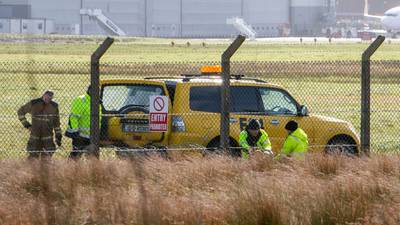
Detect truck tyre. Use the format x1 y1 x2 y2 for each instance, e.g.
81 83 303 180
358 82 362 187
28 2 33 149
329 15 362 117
206 137 240 157
326 136 357 156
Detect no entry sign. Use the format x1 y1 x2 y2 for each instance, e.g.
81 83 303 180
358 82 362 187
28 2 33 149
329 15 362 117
149 96 169 132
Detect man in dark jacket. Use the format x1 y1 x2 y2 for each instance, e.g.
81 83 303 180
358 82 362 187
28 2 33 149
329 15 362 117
17 91 62 159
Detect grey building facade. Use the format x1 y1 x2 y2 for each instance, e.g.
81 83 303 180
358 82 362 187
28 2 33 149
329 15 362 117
0 0 335 37
291 0 336 36
0 0 31 19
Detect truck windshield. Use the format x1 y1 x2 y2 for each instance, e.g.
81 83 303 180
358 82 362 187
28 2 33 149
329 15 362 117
102 84 164 112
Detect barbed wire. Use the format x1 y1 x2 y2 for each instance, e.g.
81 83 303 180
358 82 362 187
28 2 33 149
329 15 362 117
0 144 360 154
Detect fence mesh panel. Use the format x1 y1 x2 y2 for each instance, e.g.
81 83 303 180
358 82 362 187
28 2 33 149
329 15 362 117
1 55 399 159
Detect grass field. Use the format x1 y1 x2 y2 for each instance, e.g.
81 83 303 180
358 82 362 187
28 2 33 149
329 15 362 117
0 34 399 155
0 154 399 224
0 35 400 224
0 35 400 63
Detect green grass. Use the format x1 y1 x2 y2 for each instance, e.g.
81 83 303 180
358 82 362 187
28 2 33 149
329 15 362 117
0 34 399 156
0 34 400 63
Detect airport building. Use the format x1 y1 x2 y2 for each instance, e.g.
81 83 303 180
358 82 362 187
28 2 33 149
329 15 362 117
0 0 336 37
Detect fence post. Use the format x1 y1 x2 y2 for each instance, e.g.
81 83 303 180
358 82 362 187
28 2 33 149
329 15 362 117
361 35 385 155
220 35 246 150
90 37 114 158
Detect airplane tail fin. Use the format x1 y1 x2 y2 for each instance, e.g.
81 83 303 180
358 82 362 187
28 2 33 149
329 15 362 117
364 0 369 16
363 0 383 19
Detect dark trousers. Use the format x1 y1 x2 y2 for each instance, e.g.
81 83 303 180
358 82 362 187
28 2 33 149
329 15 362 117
27 137 56 159
69 137 90 159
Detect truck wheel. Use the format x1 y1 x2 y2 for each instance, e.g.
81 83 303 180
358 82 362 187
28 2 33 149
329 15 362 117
326 136 357 156
143 144 169 159
206 138 240 157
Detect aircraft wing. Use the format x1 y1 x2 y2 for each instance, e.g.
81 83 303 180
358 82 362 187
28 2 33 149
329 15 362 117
364 14 383 20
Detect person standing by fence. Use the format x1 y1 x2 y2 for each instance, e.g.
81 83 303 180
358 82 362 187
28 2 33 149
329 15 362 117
65 86 101 159
17 90 62 159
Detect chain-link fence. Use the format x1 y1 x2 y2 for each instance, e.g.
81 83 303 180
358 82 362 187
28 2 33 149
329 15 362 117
1 37 399 159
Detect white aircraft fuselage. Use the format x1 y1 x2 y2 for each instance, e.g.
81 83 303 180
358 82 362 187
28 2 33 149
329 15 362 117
381 6 400 31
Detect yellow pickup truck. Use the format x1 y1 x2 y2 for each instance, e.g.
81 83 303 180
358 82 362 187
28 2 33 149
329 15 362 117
99 67 360 156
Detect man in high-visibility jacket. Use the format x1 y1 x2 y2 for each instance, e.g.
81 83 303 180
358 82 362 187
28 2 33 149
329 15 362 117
239 119 273 159
276 120 308 160
65 86 101 159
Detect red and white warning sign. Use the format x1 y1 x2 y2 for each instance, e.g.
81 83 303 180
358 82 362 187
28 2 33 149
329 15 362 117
149 96 169 132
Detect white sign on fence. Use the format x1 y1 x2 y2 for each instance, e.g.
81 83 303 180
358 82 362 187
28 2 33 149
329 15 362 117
149 96 169 132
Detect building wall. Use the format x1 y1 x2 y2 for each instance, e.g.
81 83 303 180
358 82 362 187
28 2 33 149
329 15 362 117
181 0 241 37
290 0 329 35
0 0 31 19
337 0 399 16
3 0 329 37
146 0 180 37
0 19 10 33
0 0 29 5
30 0 80 34
244 0 290 37
82 0 293 37
27 0 294 37
83 0 145 36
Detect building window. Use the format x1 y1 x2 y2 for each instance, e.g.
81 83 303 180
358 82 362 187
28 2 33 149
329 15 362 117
23 23 27 30
0 23 3 29
38 23 43 30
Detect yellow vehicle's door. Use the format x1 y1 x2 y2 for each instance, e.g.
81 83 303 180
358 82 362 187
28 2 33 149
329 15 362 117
229 85 263 136
257 87 314 152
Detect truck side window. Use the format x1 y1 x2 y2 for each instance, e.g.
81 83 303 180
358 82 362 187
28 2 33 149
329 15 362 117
190 86 261 114
165 82 177 105
259 88 298 116
190 86 220 113
102 85 164 112
231 87 261 113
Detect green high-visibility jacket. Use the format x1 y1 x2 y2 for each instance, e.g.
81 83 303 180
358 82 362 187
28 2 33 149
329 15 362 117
67 94 101 139
239 129 272 159
278 128 308 160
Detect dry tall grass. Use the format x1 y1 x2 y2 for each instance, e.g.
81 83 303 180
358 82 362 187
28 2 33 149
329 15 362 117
0 154 399 225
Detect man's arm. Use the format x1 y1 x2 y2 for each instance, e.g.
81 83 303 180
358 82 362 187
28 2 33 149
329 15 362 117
68 98 81 132
274 136 295 160
17 102 32 129
260 136 272 152
52 102 62 134
52 103 62 146
281 136 295 156
256 131 273 155
239 131 251 150
65 98 81 139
